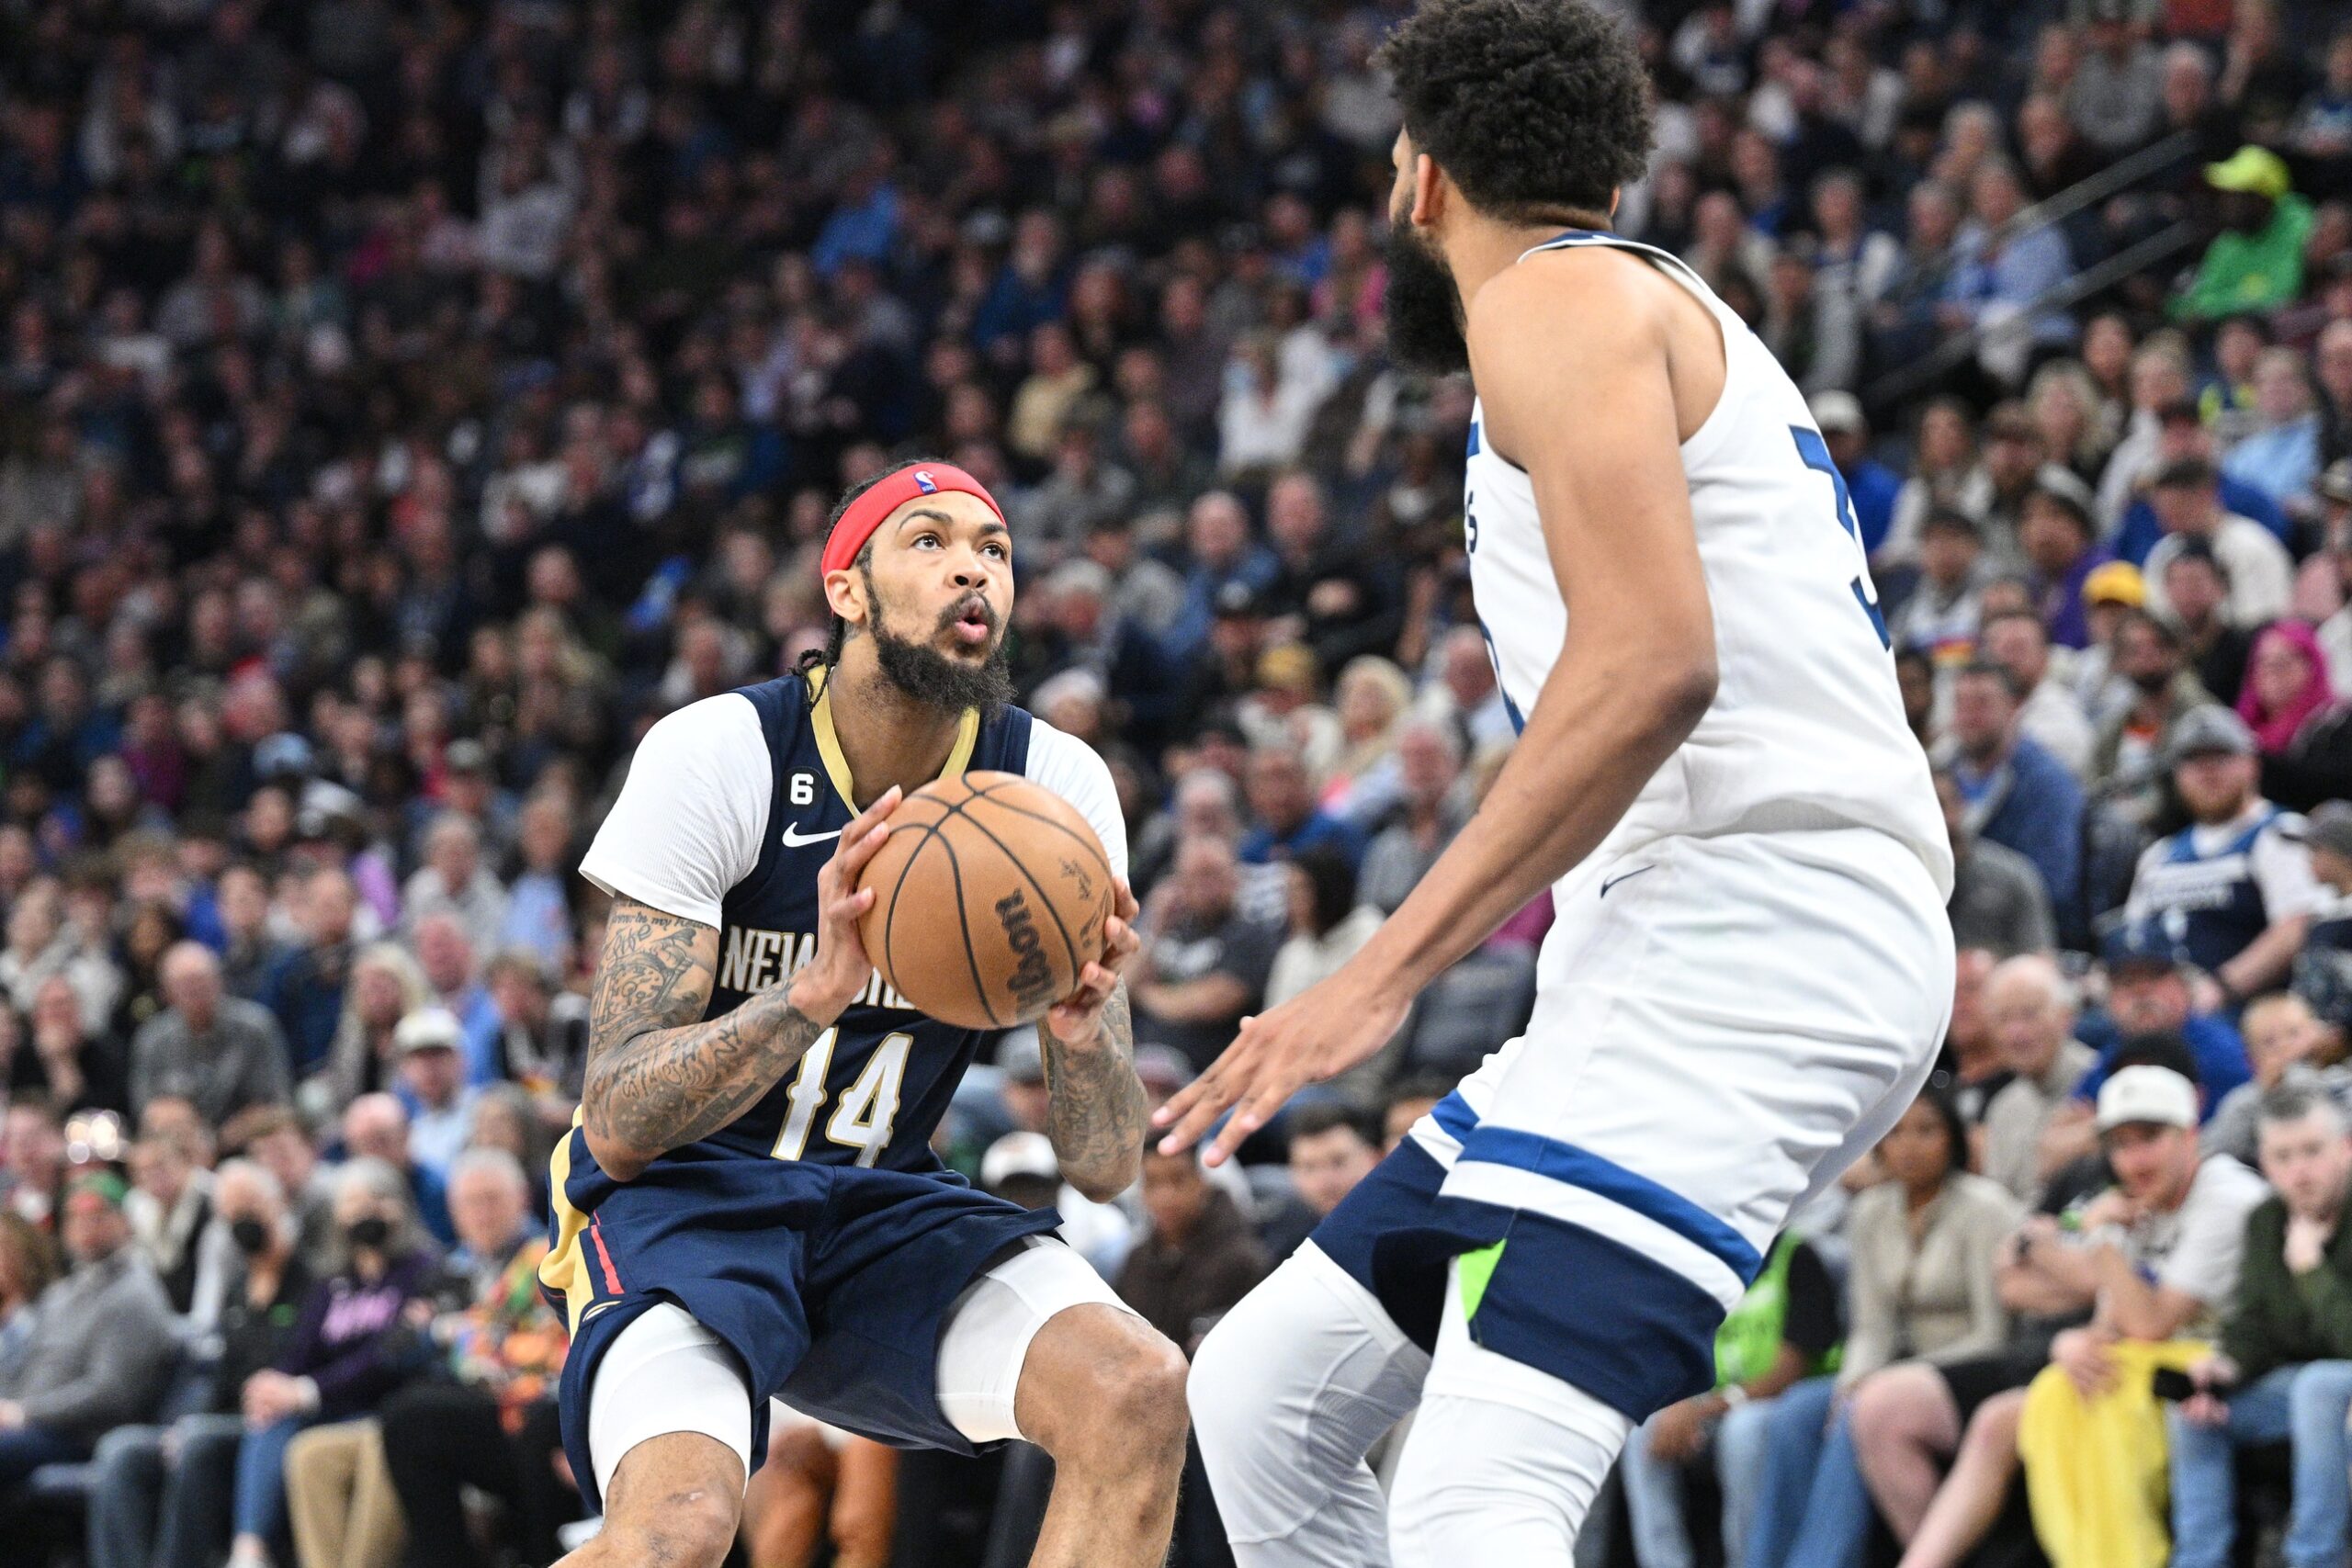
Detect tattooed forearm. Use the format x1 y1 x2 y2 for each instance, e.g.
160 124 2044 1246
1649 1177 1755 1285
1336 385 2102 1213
581 898 828 1180
1043 984 1148 1201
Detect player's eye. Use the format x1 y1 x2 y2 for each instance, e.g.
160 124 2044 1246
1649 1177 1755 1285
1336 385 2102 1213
982 541 1008 559
911 533 940 549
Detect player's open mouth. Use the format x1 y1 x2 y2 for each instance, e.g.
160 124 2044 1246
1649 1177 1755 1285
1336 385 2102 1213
944 596 995 649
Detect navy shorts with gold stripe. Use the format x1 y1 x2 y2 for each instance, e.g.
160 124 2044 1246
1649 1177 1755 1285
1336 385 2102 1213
541 1128 1061 1513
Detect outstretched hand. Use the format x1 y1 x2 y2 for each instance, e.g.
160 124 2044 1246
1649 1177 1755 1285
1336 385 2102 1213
1150 964 1408 1167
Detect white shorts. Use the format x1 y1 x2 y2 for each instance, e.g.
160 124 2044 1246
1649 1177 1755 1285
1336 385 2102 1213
1401 827 1951 1416
583 1235 1134 1506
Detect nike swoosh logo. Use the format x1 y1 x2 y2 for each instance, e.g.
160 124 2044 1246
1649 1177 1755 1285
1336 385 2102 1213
1600 865 1657 897
780 823 843 848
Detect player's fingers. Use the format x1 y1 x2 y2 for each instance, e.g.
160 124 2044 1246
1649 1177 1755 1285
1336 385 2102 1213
832 813 896 878
1205 1071 1299 1168
835 785 902 852
1112 879 1140 921
1153 1061 1242 1153
1097 917 1140 970
1055 964 1114 1016
1149 1018 1253 1129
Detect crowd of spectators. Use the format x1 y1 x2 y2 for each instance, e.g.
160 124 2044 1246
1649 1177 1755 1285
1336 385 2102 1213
2 0 2352 1563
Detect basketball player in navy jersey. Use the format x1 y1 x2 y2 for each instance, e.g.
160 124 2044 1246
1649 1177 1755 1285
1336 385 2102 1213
544 459 1186 1568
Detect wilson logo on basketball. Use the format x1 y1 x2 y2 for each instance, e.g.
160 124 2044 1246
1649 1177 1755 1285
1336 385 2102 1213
994 889 1057 1015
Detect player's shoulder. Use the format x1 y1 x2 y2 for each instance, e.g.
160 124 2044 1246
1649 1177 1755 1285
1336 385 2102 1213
1465 241 1672 352
1019 712 1116 795
642 684 776 755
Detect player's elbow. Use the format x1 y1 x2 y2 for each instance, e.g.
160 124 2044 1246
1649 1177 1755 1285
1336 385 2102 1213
1632 652 1717 746
581 1117 650 1183
1065 1156 1139 1206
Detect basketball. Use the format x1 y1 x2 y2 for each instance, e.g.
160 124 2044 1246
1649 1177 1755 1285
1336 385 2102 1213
857 771 1116 1030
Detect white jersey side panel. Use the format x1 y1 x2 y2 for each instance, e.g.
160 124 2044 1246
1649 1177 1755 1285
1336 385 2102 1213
1463 231 1952 897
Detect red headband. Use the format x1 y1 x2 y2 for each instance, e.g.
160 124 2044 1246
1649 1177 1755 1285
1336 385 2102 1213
820 463 1006 581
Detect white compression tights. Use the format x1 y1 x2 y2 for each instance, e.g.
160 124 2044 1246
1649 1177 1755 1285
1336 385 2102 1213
1189 1243 1628 1568
1387 1268 1632 1568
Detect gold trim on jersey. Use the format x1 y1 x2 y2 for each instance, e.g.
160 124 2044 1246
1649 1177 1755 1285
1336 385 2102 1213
807 665 979 807
538 1111 594 1334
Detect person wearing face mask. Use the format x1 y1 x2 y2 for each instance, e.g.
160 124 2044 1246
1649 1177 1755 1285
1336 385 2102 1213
220 1158 437 1568
86 1158 315 1568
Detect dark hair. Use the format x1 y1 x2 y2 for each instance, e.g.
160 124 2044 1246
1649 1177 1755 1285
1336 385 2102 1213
1375 0 1655 223
1902 1082 1968 1176
1894 646 1935 681
1290 846 1359 937
797 457 954 676
2109 1031 2201 1087
1980 606 2048 642
1921 506 1981 539
1288 1101 1378 1150
1954 660 2024 701
1385 1074 1460 1120
2257 1084 2344 1131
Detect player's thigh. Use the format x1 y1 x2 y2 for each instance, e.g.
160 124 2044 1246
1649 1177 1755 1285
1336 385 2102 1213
1389 1262 1632 1566
935 1235 1182 1460
1190 1239 1430 1461
585 1301 757 1512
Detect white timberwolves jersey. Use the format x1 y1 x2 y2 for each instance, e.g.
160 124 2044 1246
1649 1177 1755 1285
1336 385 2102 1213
1464 231 1952 895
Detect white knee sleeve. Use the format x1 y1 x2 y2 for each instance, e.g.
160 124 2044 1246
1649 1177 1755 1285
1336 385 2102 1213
1190 1242 1430 1568
934 1235 1136 1445
586 1302 757 1506
1388 1264 1632 1568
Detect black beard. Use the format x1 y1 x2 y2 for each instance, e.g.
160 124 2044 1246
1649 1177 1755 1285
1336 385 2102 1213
869 598 1013 712
1384 220 1469 375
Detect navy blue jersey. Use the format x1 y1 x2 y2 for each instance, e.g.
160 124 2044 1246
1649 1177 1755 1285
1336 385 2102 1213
542 670 1119 1491
692 669 1032 1172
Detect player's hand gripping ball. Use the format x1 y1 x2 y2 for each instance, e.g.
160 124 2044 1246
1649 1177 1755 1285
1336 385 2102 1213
855 772 1115 1029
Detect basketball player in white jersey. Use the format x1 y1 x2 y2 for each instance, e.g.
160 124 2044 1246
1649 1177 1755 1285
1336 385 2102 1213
1158 3 1957 1563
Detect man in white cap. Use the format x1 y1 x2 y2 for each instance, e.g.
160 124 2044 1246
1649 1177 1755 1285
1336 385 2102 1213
1807 391 1902 562
2007 1065 2268 1559
393 1007 478 1181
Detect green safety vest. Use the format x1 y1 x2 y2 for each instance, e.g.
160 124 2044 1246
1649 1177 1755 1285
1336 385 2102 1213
1712 1232 1841 1391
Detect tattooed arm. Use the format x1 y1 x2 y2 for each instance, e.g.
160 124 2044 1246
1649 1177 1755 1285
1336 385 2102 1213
580 786 902 1182
1038 883 1148 1202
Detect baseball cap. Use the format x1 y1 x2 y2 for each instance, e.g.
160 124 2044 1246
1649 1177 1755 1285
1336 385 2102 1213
2084 560 2144 607
392 1007 464 1056
979 1131 1060 1190
2207 146 2292 201
2096 1065 2199 1133
66 1169 130 1208
2101 918 2188 972
1808 390 1865 435
254 732 315 781
1133 1044 1192 1097
2292 799 2352 862
2026 471 2096 529
2166 705 2256 765
444 739 491 776
1214 581 1262 619
1257 643 1318 693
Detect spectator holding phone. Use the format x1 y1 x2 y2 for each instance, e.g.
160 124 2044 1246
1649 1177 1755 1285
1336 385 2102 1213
2167 1087 2352 1568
